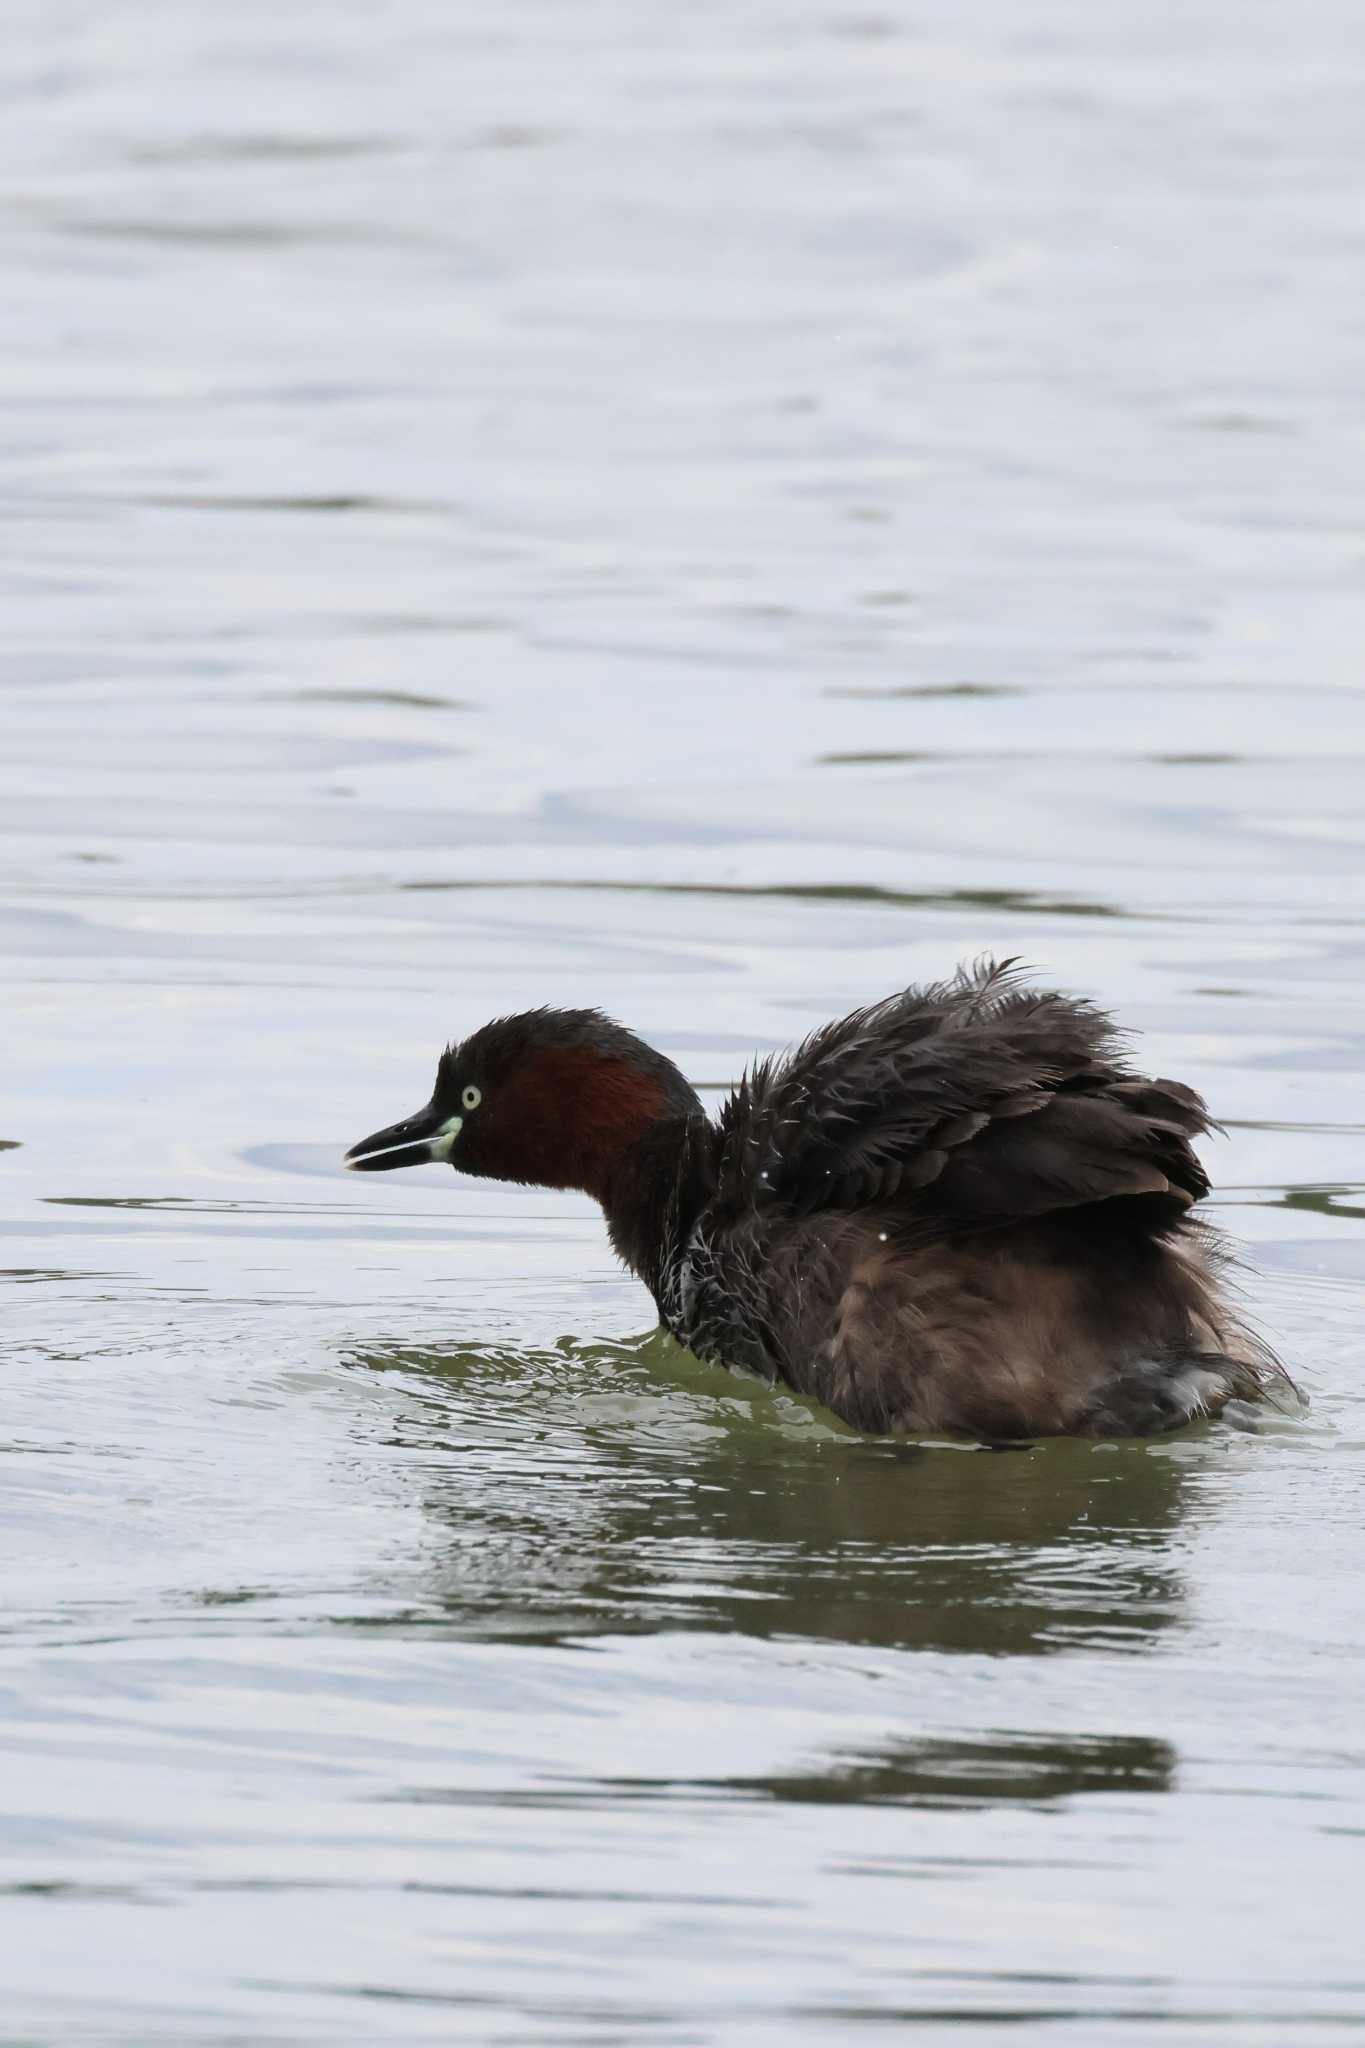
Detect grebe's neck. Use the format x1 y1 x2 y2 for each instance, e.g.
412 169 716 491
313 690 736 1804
601 1112 717 1304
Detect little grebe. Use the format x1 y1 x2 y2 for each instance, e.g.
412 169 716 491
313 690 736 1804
345 960 1296 1440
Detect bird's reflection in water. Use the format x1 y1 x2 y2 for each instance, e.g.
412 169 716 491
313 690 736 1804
718 1729 1175 1809
343 1330 1195 1663
395 1731 1175 1813
343 1333 1189 1806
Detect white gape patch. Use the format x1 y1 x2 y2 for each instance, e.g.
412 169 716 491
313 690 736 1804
428 1114 463 1161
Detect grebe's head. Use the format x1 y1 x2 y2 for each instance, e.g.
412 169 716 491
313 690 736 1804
344 1007 700 1200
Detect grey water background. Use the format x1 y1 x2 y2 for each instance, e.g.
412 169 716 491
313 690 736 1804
3 1 1365 2040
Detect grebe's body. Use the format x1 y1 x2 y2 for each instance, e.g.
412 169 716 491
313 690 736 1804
347 962 1295 1440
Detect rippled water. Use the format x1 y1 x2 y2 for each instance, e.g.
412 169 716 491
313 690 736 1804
5 2 1365 2040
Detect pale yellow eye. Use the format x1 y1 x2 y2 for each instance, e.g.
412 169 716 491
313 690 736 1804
461 1084 482 1112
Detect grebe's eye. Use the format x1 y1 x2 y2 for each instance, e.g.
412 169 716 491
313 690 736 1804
461 1084 482 1112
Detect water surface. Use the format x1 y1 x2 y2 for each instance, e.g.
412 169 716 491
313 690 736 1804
4 2 1365 2040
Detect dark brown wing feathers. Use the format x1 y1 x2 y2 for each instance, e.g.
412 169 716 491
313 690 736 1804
715 960 1212 1231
